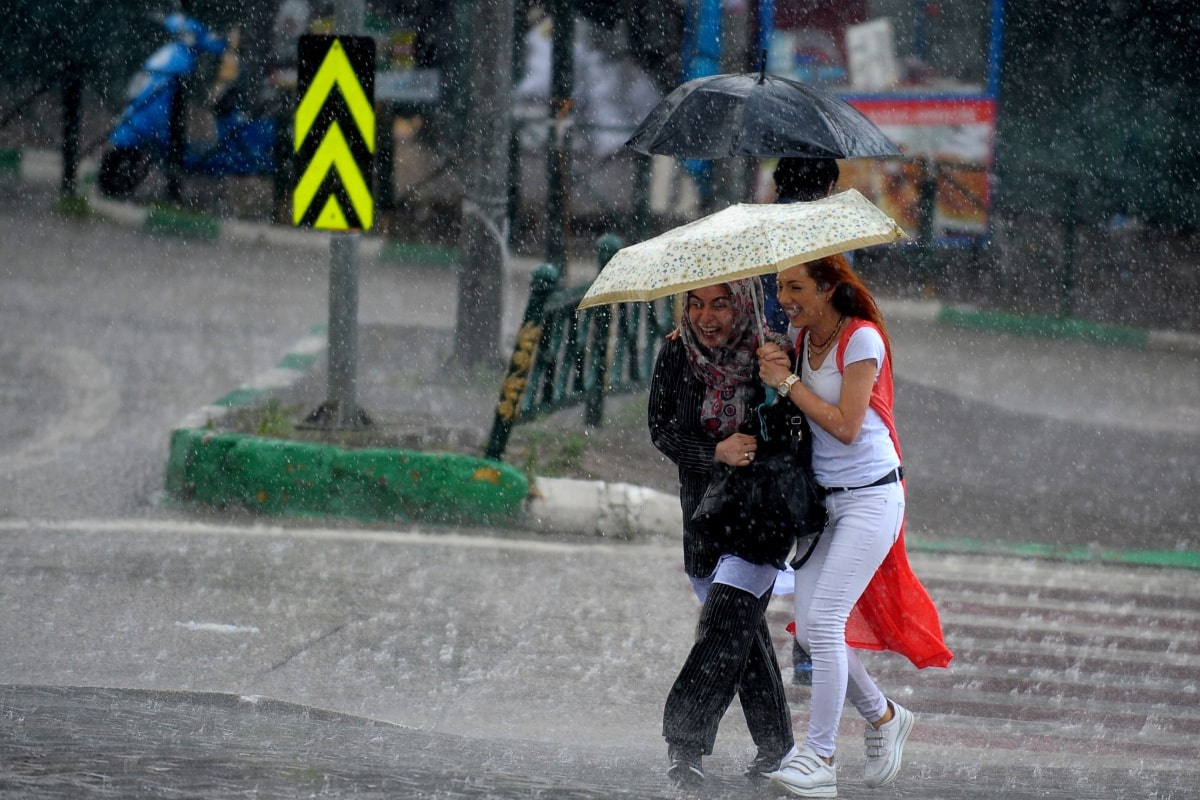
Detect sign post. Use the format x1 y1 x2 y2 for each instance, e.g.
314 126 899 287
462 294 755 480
293 33 375 429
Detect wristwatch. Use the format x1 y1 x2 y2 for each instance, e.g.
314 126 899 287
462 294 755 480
778 373 800 397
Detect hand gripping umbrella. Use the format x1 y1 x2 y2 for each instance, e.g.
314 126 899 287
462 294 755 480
576 189 906 336
625 71 900 160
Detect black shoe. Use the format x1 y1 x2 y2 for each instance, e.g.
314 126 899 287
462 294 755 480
667 744 704 788
744 746 790 786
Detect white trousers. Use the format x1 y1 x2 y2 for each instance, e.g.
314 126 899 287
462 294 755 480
791 482 905 758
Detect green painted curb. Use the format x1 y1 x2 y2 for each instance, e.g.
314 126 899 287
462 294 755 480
144 206 221 241
908 535 1200 571
166 428 529 526
938 305 1148 349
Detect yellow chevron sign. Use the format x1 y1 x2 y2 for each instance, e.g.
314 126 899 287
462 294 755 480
293 35 375 231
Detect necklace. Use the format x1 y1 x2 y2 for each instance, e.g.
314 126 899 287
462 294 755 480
808 316 845 353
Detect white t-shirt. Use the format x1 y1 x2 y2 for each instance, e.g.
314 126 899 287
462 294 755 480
800 326 901 488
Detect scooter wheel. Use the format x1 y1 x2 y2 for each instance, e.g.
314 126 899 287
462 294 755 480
98 146 152 198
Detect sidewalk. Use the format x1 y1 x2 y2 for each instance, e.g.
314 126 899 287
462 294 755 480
12 147 1200 540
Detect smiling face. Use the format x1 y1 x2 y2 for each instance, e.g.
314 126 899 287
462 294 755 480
685 284 736 349
776 264 832 330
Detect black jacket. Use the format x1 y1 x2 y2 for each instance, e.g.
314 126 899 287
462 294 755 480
647 338 769 577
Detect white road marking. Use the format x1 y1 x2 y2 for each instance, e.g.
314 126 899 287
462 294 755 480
0 517 675 557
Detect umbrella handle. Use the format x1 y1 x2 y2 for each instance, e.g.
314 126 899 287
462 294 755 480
758 50 767 83
752 278 775 401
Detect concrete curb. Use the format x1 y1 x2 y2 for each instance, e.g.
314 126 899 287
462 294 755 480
936 302 1200 354
163 326 529 529
526 477 681 539
160 322 675 538
165 427 529 526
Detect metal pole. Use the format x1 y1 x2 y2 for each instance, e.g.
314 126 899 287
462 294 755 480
1060 175 1078 318
60 61 82 199
332 0 365 428
166 75 185 204
544 0 573 272
301 0 370 429
328 232 365 427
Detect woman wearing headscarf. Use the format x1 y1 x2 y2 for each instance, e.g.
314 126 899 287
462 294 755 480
757 254 953 798
647 276 795 788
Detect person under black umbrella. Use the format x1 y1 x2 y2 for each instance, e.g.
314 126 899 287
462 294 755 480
762 157 840 687
763 158 842 332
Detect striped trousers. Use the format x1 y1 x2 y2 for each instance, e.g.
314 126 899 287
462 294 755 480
662 582 793 757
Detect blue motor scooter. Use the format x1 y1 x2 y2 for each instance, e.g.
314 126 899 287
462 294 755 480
98 13 278 198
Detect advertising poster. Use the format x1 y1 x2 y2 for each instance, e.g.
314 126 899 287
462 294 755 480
841 96 996 241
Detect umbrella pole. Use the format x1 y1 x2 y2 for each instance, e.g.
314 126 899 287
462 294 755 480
752 281 778 404
752 280 767 344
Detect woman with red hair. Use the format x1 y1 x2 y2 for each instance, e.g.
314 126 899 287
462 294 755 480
757 254 952 798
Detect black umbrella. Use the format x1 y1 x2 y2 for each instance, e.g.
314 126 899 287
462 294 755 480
625 71 900 160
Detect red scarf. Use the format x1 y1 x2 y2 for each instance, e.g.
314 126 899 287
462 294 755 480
795 319 954 670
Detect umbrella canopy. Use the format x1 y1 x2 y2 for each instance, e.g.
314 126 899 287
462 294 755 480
577 189 906 310
625 71 900 160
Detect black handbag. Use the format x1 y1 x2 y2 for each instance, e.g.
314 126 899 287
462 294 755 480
691 399 827 569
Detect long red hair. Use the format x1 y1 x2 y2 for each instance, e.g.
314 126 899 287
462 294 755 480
803 253 891 364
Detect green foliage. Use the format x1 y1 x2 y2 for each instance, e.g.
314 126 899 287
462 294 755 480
253 399 301 438
2 1 162 95
228 398 302 439
998 0 1200 231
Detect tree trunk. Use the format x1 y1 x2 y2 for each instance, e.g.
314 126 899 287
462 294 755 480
453 0 516 368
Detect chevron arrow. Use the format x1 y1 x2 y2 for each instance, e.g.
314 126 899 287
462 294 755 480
293 120 373 230
294 38 375 154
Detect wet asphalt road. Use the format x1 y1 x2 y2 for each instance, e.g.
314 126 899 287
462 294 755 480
893 322 1200 551
1 519 1197 799
1 170 1198 797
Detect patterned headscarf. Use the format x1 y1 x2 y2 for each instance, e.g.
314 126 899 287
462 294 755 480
679 277 786 438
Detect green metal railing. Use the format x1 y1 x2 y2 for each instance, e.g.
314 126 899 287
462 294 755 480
484 234 674 461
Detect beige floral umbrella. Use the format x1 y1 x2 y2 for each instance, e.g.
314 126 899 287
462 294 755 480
577 189 906 310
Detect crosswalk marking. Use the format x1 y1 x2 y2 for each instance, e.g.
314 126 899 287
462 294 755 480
771 551 1200 771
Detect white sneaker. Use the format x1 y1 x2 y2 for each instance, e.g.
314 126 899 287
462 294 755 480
768 745 837 798
863 700 914 788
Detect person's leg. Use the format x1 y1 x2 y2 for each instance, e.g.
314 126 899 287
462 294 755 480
844 646 887 724
842 484 905 725
663 582 769 756
790 486 901 759
736 601 794 780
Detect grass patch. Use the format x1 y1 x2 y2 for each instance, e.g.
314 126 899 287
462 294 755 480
53 194 93 218
513 428 590 479
229 398 304 438
144 204 220 241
